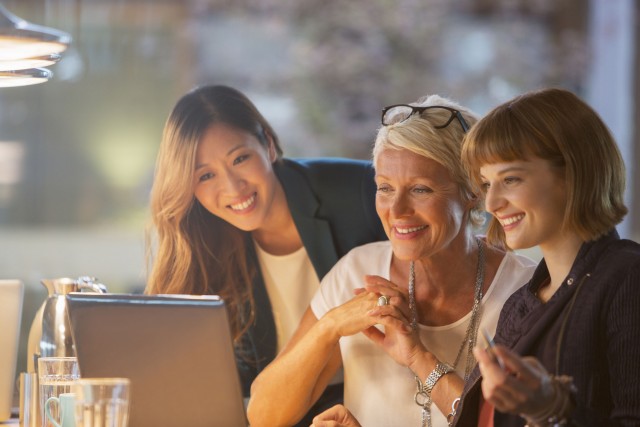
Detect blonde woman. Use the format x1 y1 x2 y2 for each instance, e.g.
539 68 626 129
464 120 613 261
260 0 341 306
248 95 536 427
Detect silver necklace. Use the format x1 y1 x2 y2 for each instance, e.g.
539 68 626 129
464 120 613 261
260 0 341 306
408 238 485 426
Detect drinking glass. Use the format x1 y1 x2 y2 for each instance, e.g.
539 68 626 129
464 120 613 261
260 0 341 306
73 378 130 427
38 357 80 427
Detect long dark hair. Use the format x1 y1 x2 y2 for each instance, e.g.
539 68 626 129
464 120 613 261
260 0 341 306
146 85 283 343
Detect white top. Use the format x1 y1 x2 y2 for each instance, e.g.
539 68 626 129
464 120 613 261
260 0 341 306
254 241 320 352
311 241 537 427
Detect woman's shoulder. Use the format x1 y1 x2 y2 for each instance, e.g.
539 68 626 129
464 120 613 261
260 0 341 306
325 241 391 279
338 241 392 265
504 250 538 270
582 235 640 282
282 157 373 181
287 157 372 169
484 244 537 282
484 249 536 304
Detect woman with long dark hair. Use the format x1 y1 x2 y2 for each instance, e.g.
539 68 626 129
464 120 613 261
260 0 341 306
146 85 387 424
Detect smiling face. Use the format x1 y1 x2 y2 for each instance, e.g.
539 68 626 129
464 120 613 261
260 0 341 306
479 157 568 252
375 148 473 261
193 123 282 232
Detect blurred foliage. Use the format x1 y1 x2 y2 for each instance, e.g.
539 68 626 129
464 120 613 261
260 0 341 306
0 0 588 225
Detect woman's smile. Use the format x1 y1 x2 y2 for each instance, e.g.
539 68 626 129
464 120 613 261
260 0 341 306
228 192 257 213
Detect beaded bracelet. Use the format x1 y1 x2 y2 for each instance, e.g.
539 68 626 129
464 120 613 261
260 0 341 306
522 375 576 427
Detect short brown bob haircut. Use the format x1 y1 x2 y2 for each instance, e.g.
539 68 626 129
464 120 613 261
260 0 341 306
461 87 627 248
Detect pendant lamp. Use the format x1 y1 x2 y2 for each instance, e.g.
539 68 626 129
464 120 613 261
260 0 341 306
0 4 71 87
0 68 52 87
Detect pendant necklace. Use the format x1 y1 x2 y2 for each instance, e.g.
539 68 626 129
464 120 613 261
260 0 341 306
408 238 485 427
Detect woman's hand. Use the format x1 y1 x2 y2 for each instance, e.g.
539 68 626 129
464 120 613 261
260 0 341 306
310 404 362 427
322 286 383 338
360 275 428 369
474 344 556 417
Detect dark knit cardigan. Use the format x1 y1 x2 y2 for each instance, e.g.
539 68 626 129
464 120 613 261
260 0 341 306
455 230 640 426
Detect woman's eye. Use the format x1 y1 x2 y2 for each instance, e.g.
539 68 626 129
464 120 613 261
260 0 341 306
412 186 432 194
504 176 520 185
376 184 392 193
480 181 490 192
198 172 214 182
233 154 250 165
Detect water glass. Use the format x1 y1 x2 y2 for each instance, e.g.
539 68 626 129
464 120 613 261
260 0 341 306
73 378 130 427
38 357 80 427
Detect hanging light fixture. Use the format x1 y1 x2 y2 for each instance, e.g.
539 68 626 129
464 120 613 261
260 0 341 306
0 68 52 87
0 52 61 71
0 4 71 87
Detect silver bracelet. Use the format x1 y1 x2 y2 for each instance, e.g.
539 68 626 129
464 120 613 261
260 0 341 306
447 397 461 427
414 362 454 427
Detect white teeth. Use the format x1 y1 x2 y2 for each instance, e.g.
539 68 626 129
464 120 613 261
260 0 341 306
396 225 426 234
501 214 524 226
230 194 256 211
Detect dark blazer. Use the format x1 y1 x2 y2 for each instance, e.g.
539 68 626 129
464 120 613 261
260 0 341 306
454 230 640 426
237 158 386 421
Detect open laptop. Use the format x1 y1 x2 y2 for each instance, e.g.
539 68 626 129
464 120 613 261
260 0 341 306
0 279 23 421
67 293 247 427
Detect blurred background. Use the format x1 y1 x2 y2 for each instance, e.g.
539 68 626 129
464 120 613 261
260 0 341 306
0 0 638 380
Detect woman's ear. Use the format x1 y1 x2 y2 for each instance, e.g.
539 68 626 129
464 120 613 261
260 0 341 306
265 131 277 163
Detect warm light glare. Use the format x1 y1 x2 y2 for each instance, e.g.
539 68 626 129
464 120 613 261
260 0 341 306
0 68 51 87
0 52 61 71
0 35 69 60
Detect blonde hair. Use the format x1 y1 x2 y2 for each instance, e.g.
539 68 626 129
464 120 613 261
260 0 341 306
146 85 283 344
373 94 484 228
461 87 627 247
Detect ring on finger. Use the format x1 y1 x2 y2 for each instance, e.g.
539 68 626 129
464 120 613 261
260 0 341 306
377 295 390 306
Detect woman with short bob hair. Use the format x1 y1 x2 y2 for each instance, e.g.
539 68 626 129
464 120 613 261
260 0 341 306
454 88 640 426
462 87 627 249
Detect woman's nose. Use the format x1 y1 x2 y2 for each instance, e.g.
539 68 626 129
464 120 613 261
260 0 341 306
221 169 246 194
484 185 505 214
390 192 412 217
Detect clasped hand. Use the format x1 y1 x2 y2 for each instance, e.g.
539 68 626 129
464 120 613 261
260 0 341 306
358 275 429 369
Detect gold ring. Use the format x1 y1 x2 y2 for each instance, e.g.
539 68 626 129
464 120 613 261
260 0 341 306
377 295 390 306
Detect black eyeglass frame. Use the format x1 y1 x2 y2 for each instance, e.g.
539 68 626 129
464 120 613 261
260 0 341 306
381 104 470 132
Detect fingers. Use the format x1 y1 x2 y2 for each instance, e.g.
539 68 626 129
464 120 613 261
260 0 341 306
493 346 546 386
364 275 411 320
311 404 362 427
475 347 527 413
361 325 386 345
364 275 408 300
476 346 555 415
367 311 412 335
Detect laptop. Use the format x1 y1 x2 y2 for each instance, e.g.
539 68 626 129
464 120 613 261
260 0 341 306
67 293 247 427
0 279 24 421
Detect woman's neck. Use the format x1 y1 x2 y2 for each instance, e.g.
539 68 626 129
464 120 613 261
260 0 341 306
413 235 481 295
391 234 492 326
537 233 584 302
251 183 302 255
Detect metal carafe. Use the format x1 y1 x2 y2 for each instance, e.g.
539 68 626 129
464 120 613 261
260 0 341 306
26 276 107 371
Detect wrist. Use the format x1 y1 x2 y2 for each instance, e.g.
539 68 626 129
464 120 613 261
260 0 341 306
522 375 576 427
408 349 438 378
317 311 345 343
